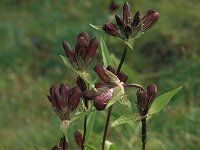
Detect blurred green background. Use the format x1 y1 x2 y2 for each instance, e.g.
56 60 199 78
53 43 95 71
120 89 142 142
0 0 200 149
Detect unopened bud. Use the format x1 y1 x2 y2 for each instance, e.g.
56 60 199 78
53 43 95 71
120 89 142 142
103 23 121 36
123 2 131 24
74 130 83 147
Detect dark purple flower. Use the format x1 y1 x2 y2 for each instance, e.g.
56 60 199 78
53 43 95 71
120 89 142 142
103 2 160 39
137 84 157 116
47 84 81 120
74 130 83 147
52 136 68 150
63 32 99 71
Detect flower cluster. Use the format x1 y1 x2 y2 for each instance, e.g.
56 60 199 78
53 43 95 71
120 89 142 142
47 84 82 120
137 84 157 116
63 32 99 71
103 2 160 39
84 64 128 111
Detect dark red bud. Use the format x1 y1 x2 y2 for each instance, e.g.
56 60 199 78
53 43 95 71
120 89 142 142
59 136 68 150
115 15 125 28
123 1 131 24
94 89 113 111
59 84 69 101
63 41 75 61
117 72 128 83
77 32 89 44
137 90 148 115
94 64 110 82
86 37 99 60
106 65 116 74
143 10 159 31
74 130 83 147
52 146 62 150
147 84 157 104
132 11 140 27
109 0 119 12
68 86 81 111
124 25 132 35
103 23 121 36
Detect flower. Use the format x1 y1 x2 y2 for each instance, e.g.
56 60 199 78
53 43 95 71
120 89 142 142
63 32 99 71
47 84 82 120
103 2 160 39
137 84 157 116
52 136 68 150
83 64 128 111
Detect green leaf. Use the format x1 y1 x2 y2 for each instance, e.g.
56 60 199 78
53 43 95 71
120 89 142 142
105 141 117 150
60 55 76 72
85 110 96 146
104 69 120 85
111 113 140 127
89 23 102 31
125 40 134 50
71 111 90 123
105 85 125 109
149 86 183 115
100 37 113 67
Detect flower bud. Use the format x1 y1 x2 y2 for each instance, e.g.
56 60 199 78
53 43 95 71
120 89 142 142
68 86 82 111
74 130 83 147
137 90 148 115
94 89 113 111
143 10 159 31
77 32 89 44
94 64 110 82
106 65 116 74
59 84 69 102
103 23 121 36
147 84 157 104
76 76 87 92
124 25 132 35
85 37 99 60
123 2 131 24
115 15 125 29
117 72 128 83
132 11 140 27
63 41 75 62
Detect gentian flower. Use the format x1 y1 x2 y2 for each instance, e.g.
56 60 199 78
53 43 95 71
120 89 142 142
63 32 99 71
52 136 68 150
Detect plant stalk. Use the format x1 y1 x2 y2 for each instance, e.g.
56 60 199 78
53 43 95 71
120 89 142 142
141 117 147 150
102 45 128 150
82 115 87 150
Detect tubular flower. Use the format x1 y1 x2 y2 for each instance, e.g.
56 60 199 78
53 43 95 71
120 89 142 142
52 136 68 150
47 84 82 120
137 84 157 116
109 0 119 13
103 1 160 39
63 32 99 71
74 130 83 147
83 64 128 111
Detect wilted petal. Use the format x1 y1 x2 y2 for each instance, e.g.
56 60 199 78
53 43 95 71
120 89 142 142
86 37 99 60
103 23 121 36
74 130 83 147
94 88 113 111
123 2 131 24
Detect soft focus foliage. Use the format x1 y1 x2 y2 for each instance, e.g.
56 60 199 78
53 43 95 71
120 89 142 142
0 0 200 149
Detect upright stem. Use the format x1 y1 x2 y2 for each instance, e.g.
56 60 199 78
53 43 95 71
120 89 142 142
102 45 128 150
81 115 87 150
141 117 147 150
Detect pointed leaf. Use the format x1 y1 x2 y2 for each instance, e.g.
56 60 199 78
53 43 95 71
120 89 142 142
149 86 183 115
85 144 98 150
125 40 134 51
71 111 90 123
60 55 76 72
105 141 117 150
89 23 102 31
100 37 113 67
112 113 140 127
